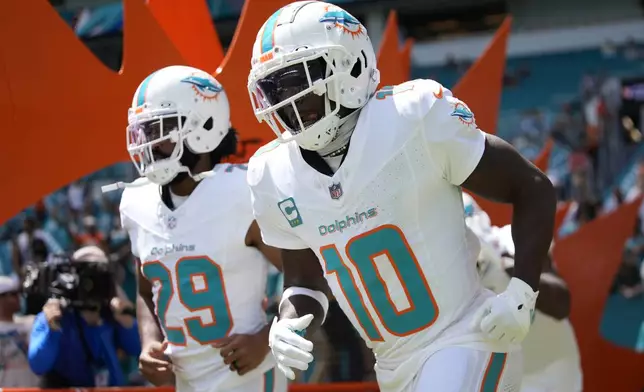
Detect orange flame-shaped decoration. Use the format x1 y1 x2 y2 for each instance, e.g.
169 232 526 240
377 11 412 87
1 1 642 390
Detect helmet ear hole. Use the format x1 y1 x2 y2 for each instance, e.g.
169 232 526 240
203 117 213 131
350 57 362 78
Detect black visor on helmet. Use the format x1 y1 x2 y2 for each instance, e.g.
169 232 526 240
257 58 327 130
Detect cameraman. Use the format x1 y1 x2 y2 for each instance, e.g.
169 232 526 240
27 246 141 387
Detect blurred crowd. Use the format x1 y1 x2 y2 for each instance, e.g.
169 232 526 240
512 40 644 353
0 176 144 387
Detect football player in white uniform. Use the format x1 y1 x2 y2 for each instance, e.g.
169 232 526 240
465 197 583 392
245 2 557 391
110 66 287 392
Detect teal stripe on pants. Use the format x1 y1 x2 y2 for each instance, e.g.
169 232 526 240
264 368 275 392
480 352 507 392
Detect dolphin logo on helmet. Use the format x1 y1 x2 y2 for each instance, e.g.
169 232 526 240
181 76 223 101
319 10 364 38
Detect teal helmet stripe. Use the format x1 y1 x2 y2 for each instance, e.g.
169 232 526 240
136 72 157 106
260 9 282 54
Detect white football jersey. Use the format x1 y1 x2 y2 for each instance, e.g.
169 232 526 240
120 163 275 390
477 225 583 391
248 79 514 391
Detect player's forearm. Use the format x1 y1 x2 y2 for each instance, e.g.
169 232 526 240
135 257 164 347
511 178 557 290
279 294 326 337
278 249 330 336
137 294 164 347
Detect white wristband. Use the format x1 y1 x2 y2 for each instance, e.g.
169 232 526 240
279 286 329 325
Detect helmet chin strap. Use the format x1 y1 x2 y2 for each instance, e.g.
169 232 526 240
102 144 213 193
317 109 360 158
101 167 214 193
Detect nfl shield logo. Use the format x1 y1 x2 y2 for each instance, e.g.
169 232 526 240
329 183 343 200
166 215 177 230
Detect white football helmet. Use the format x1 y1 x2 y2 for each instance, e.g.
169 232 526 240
247 1 380 151
127 65 230 185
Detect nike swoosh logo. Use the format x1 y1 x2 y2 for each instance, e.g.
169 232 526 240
433 86 444 99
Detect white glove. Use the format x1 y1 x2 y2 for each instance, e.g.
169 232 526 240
268 314 315 380
471 277 538 344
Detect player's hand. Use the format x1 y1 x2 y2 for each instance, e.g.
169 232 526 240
268 314 315 380
139 341 175 386
213 327 271 376
43 299 63 330
471 277 538 344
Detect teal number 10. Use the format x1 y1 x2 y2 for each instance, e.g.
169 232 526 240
321 225 438 341
141 256 233 345
375 82 416 101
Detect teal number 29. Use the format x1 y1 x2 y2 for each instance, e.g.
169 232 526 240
141 256 233 345
321 225 438 341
